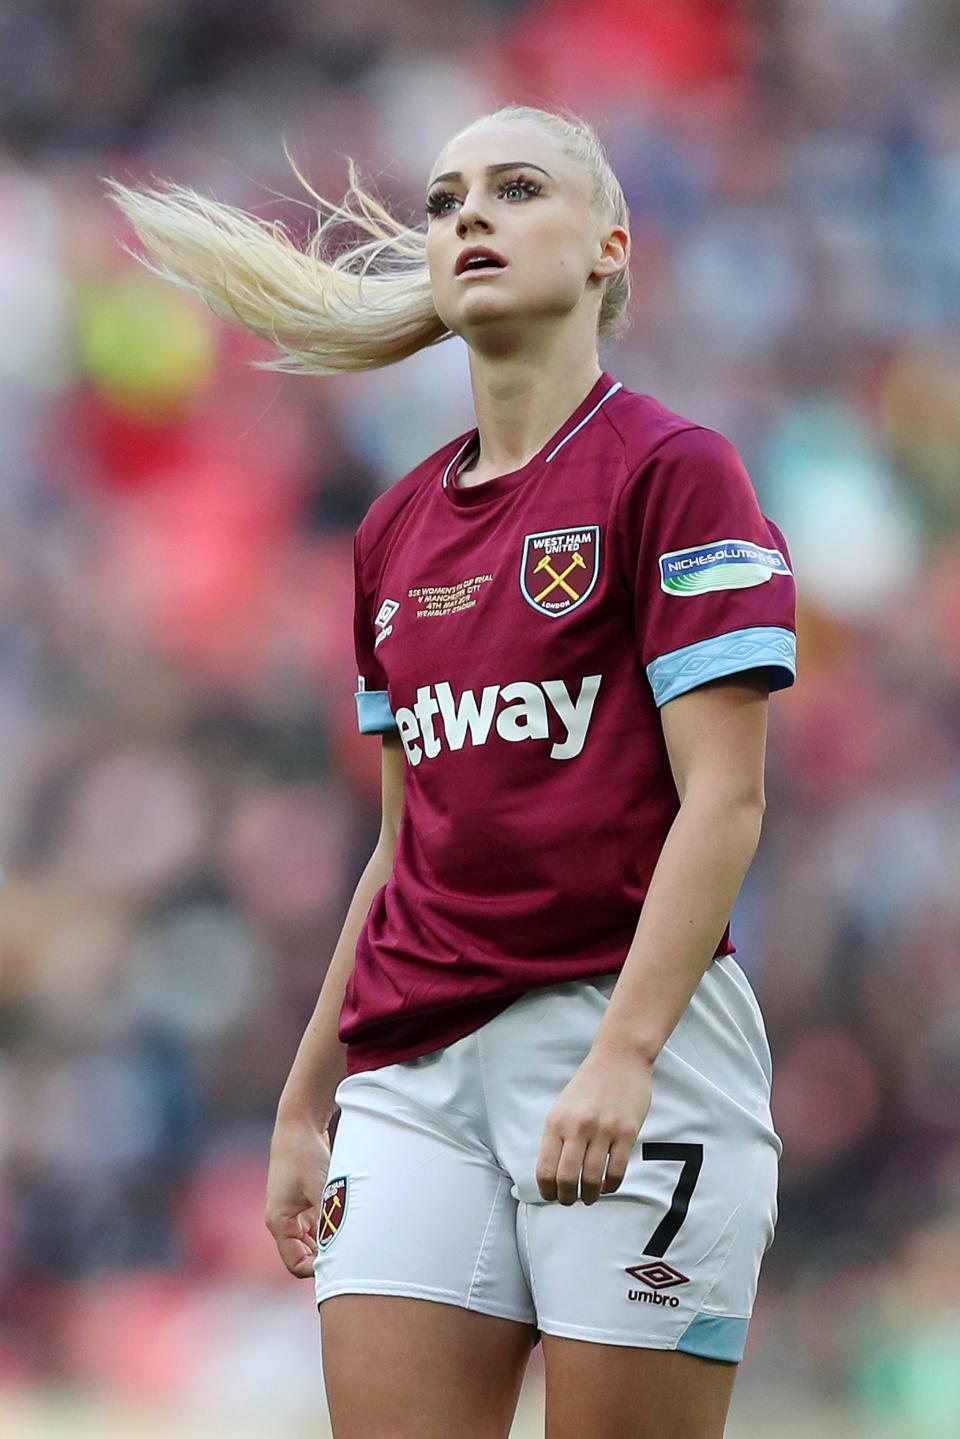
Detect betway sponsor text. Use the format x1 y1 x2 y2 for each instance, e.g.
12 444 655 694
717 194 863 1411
394 675 602 765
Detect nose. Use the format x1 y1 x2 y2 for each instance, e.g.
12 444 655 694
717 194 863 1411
456 190 492 237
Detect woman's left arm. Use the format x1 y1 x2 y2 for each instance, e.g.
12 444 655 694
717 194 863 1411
535 669 770 1206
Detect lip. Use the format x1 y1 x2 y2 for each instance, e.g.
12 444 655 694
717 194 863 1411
455 246 508 277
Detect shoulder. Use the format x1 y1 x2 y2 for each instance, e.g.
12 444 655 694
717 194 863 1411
606 401 771 571
600 386 715 474
604 385 750 479
607 397 756 523
354 429 473 573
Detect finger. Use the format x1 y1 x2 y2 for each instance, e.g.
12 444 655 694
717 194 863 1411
278 1232 320 1278
299 1206 320 1242
267 1213 319 1278
556 1138 587 1206
536 1126 563 1201
601 1134 635 1194
579 1136 610 1205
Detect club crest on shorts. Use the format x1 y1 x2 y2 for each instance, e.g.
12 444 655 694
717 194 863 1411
520 525 600 617
318 1175 349 1251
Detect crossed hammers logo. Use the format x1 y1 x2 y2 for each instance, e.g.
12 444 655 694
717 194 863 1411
319 1189 342 1243
533 550 587 604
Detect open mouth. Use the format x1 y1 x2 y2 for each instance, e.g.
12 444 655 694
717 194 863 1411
456 249 508 276
458 263 506 278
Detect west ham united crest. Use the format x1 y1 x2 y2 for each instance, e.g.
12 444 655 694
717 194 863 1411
317 1175 349 1251
520 525 600 617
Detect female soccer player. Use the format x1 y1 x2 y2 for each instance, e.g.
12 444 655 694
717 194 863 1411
107 103 797 1439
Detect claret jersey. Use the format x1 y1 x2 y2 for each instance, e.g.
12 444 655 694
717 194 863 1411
341 372 797 1074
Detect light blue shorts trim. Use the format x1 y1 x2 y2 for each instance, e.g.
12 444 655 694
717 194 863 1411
677 1312 750 1363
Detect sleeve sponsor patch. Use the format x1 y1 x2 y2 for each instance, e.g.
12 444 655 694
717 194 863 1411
659 539 792 596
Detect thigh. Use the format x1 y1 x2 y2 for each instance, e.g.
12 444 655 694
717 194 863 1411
541 1337 736 1439
314 1058 537 1326
322 1294 534 1439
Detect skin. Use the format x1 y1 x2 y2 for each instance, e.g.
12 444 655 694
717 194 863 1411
535 671 770 1213
423 117 630 485
280 119 767 1437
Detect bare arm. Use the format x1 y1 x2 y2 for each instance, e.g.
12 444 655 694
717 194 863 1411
277 729 405 1127
266 730 405 1277
591 669 768 1065
536 671 770 1205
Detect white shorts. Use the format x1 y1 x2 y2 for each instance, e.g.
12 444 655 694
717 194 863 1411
314 957 782 1363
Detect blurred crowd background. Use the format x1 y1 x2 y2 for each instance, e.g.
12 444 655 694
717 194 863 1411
1 1 959 1436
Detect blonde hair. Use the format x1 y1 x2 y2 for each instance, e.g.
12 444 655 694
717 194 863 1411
101 103 631 378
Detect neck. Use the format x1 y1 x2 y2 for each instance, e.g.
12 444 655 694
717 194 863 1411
461 345 604 478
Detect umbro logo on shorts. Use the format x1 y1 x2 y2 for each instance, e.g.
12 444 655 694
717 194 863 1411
625 1259 690 1307
626 1259 690 1288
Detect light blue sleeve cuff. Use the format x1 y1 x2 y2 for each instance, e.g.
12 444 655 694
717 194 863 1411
355 689 398 734
646 625 797 708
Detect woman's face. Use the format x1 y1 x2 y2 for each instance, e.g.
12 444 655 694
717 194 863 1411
425 120 617 342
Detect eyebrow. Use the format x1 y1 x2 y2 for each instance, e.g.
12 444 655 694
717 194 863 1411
426 161 553 190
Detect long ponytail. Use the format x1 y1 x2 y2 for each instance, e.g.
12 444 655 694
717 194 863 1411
102 104 630 378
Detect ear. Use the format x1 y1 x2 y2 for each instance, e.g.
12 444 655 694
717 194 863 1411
592 225 630 281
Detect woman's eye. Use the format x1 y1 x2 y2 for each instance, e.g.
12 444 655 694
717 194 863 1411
502 178 539 201
425 190 456 216
425 177 541 217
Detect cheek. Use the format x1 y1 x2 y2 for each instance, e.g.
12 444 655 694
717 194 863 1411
425 252 460 328
526 242 588 295
425 249 452 312
527 225 585 276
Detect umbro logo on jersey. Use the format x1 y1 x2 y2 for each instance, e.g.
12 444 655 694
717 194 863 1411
520 526 600 617
394 675 602 766
374 597 400 649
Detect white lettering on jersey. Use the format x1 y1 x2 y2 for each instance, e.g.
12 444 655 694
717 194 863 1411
542 675 602 760
496 682 550 743
395 676 601 766
434 681 499 751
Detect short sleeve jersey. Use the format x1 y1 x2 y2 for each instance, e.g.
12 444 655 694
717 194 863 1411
343 372 797 1074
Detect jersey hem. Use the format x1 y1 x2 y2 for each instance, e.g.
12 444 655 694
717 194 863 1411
342 947 736 1074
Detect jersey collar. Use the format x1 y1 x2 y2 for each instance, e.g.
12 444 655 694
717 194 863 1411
440 373 623 509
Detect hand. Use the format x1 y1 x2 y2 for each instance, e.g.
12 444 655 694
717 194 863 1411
535 1045 654 1205
265 1111 333 1277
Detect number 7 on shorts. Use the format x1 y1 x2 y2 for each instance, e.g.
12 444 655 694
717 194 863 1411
639 1142 704 1257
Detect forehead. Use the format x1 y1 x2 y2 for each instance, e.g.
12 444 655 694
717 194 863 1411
430 121 584 192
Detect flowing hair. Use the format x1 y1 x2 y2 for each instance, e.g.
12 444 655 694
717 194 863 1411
101 103 631 378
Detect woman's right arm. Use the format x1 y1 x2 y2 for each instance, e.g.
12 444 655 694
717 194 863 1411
265 730 405 1276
